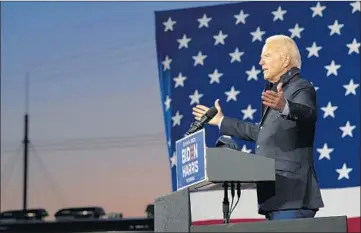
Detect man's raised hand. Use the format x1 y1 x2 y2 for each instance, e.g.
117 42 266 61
261 83 286 112
192 99 223 126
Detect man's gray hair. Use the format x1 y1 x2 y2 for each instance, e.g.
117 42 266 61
265 35 302 69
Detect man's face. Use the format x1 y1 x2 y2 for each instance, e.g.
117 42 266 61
259 42 286 83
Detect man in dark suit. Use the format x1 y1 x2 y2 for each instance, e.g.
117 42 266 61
192 35 324 220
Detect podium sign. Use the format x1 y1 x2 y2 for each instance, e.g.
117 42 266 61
175 129 206 191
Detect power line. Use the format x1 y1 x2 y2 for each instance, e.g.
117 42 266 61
1 145 22 195
1 132 168 153
28 139 165 153
2 38 156 85
29 144 67 207
1 145 68 211
2 52 157 86
1 132 165 148
31 139 165 152
28 39 155 73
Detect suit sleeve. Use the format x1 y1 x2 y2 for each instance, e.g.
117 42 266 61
219 117 260 142
286 86 317 123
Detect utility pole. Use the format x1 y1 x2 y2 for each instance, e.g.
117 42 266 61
23 72 30 211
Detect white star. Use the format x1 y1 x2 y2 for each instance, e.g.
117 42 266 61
343 79 359 96
208 69 223 84
350 1 360 13
336 163 353 180
272 6 287 21
320 101 338 118
189 89 204 105
310 2 326 17
225 86 240 102
328 20 344 36
163 17 176 32
241 145 252 153
173 73 187 88
164 95 171 111
162 56 172 71
246 66 261 81
241 104 257 120
346 38 360 55
177 34 191 49
172 111 183 127
289 23 304 39
339 121 356 138
234 10 249 25
317 143 334 160
192 51 207 66
198 14 212 28
229 48 244 63
324 60 341 76
250 27 266 42
213 30 228 45
170 152 176 167
306 42 322 58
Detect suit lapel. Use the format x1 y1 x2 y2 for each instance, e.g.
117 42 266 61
260 83 276 125
259 67 301 126
260 106 270 125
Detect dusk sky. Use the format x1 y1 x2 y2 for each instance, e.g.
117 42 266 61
0 1 228 218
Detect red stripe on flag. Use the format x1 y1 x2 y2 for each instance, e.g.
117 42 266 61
192 217 360 232
347 217 361 233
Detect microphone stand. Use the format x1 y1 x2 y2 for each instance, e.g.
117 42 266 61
222 182 230 224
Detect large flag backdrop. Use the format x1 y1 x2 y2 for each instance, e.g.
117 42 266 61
154 1 360 231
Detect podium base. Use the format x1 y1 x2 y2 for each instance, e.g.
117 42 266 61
154 188 191 232
154 188 348 232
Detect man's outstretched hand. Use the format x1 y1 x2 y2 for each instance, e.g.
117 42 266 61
261 83 286 112
192 99 224 126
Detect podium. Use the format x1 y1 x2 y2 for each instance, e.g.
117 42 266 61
154 130 348 232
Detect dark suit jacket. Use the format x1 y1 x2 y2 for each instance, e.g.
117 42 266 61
220 67 324 215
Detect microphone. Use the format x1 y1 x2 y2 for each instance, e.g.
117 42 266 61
185 106 218 135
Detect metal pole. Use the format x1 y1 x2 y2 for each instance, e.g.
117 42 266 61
23 73 30 211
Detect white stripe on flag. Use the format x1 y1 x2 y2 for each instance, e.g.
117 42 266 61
190 186 360 221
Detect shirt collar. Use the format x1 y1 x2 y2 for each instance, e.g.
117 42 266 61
268 67 300 90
